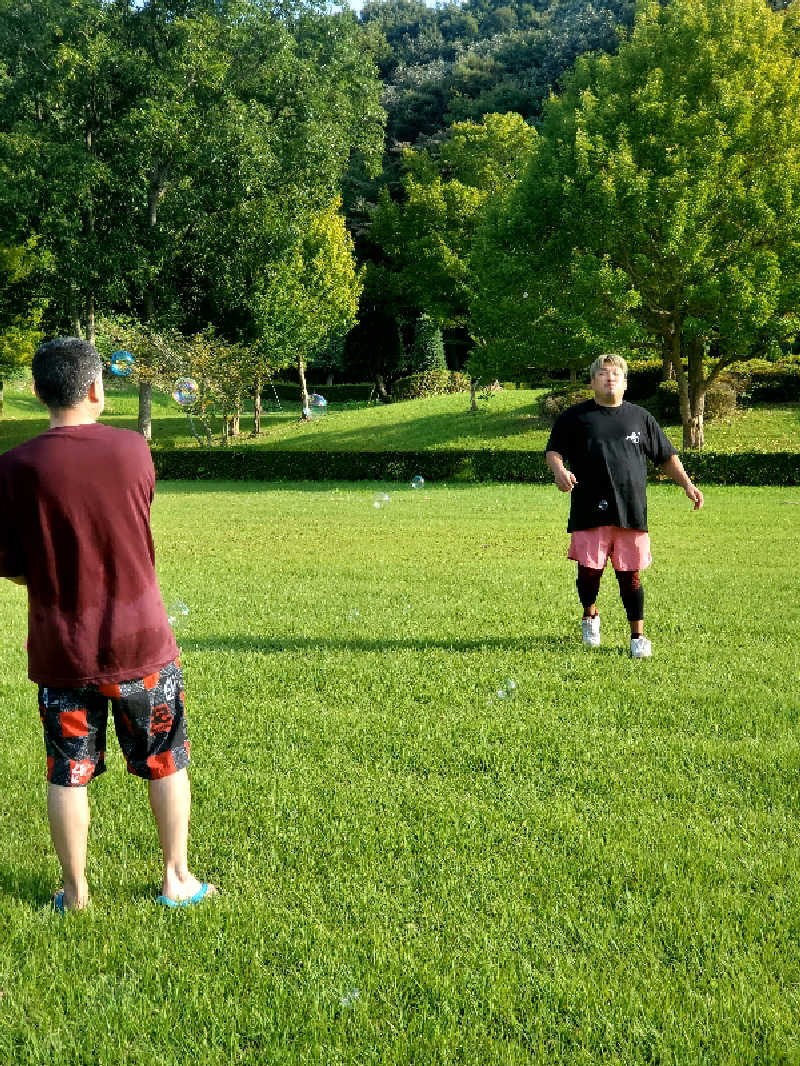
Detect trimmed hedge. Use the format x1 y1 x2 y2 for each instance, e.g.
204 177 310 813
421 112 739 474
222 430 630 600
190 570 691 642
262 382 376 404
151 447 800 486
392 370 471 401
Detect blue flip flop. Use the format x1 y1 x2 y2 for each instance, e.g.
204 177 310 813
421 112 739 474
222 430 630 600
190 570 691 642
156 882 214 908
53 890 65 915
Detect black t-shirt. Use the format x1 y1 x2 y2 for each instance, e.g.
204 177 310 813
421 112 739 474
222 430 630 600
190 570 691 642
545 400 676 532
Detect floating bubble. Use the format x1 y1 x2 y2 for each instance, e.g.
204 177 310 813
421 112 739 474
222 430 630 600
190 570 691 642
340 988 361 1008
172 377 199 407
492 679 518 702
373 492 390 509
308 393 327 418
348 608 361 621
110 350 135 377
166 600 189 629
411 475 424 489
598 499 609 512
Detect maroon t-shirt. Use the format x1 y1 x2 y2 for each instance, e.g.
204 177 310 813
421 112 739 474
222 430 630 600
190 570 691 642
0 422 178 686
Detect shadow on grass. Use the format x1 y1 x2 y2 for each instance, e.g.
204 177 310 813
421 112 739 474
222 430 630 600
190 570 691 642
0 862 55 908
183 633 622 656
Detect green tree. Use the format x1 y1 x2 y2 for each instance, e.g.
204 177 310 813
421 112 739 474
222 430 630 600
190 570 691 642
0 241 48 412
472 0 800 447
372 111 537 330
411 312 446 370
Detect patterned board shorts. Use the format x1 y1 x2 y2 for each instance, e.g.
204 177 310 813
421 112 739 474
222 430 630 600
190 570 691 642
38 660 190 787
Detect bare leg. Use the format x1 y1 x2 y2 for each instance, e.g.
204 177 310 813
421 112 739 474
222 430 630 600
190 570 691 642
148 768 214 901
47 784 90 909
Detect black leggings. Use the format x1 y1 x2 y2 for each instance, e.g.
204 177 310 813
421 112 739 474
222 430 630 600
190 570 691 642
576 564 644 621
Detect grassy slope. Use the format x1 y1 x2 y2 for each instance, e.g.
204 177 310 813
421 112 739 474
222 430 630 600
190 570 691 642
2 380 798 454
1 482 799 1064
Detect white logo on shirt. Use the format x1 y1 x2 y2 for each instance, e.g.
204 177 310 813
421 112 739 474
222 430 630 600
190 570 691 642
163 675 176 703
625 431 641 445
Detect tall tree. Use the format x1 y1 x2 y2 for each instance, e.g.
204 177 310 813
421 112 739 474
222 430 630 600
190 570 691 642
472 0 800 447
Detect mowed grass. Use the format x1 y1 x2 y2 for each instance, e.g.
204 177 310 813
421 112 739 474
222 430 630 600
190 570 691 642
1 481 799 1064
2 378 799 454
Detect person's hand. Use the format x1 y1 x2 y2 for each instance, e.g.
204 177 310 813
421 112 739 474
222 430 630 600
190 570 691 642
686 483 703 510
554 467 578 493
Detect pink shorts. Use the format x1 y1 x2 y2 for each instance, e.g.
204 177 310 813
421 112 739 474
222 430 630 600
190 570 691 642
568 526 651 571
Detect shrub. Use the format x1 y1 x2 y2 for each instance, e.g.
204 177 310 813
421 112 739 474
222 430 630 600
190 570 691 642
150 447 800 486
539 385 594 422
703 380 737 420
646 378 737 422
412 313 447 372
261 382 375 405
392 370 471 401
625 359 664 402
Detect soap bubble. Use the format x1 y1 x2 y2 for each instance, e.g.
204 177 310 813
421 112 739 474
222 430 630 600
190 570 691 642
373 492 390 509
492 679 518 702
308 393 327 418
110 351 135 377
411 475 424 489
172 377 199 407
598 499 609 512
348 608 361 622
166 600 189 629
340 988 360 1008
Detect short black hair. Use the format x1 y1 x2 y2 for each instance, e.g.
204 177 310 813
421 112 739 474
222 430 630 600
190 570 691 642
32 337 102 409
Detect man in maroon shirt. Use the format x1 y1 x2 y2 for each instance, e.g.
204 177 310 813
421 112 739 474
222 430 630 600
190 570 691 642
0 338 215 911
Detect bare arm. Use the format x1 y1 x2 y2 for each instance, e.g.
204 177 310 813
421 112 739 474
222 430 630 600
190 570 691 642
546 450 578 493
660 453 704 510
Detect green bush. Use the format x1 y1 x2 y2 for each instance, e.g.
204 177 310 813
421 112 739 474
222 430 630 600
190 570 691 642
736 363 800 403
625 359 665 402
539 385 594 422
646 378 737 423
412 313 447 372
150 447 800 486
262 382 375 405
392 370 471 401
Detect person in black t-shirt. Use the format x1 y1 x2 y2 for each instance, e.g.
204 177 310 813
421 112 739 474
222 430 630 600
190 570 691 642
545 353 703 658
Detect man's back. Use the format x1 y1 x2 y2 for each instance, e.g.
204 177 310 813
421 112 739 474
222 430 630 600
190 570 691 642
0 422 177 685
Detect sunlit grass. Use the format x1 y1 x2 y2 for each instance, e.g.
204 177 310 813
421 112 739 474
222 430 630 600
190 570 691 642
2 377 797 456
1 482 799 1063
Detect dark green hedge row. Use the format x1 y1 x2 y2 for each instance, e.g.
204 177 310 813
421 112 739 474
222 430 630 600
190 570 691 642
392 370 471 401
152 448 800 486
262 382 375 404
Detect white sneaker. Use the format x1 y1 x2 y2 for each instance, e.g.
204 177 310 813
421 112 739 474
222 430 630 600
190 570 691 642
630 635 652 659
581 614 601 647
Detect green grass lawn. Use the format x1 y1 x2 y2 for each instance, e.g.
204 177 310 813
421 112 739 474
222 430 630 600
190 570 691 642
1 482 799 1064
2 378 798 454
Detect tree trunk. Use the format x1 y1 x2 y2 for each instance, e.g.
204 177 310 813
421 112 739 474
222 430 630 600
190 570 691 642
374 374 388 401
230 399 241 438
326 372 334 386
685 338 706 449
87 292 95 346
252 377 262 435
673 332 706 449
661 337 673 381
470 377 478 413
138 381 152 441
297 355 310 417
569 368 577 383
0 378 4 415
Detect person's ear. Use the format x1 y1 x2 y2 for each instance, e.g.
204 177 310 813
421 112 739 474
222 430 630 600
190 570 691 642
87 378 101 403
